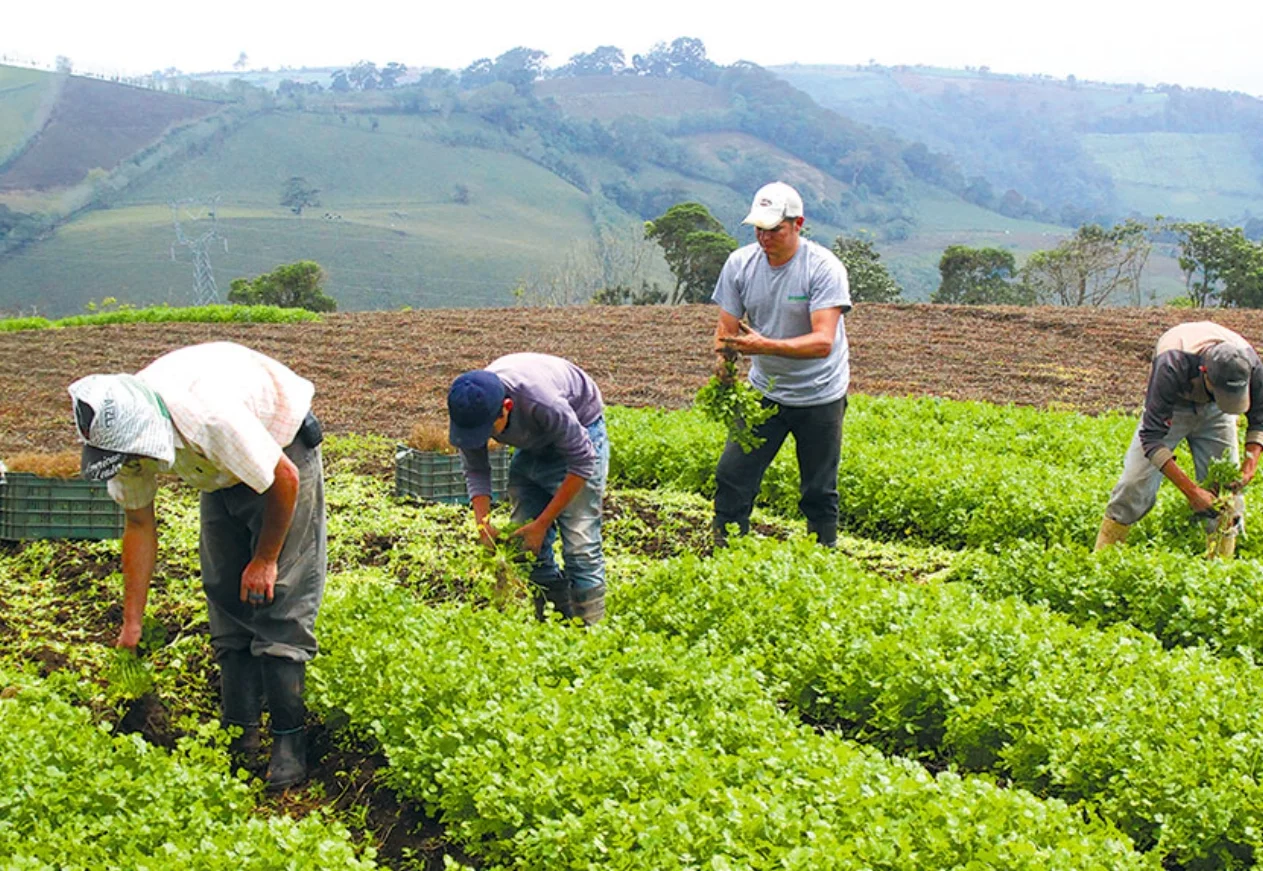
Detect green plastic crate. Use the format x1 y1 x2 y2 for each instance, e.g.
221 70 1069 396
0 472 124 540
394 446 511 505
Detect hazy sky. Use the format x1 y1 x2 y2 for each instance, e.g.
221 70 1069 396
5 0 1261 95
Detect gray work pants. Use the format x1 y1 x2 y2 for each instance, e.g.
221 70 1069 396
199 440 326 662
1105 404 1242 530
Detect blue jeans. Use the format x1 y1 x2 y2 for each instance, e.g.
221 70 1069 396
509 418 608 595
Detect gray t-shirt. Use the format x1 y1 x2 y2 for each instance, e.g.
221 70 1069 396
711 239 852 406
458 353 604 498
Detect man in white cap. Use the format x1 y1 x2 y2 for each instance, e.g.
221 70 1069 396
710 181 852 547
1096 321 1263 557
68 341 326 789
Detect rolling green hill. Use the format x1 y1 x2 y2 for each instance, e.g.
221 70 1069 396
0 112 600 312
1079 132 1263 219
0 66 58 166
774 63 1263 224
0 60 1222 314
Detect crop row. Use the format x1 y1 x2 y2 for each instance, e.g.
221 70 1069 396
950 540 1263 661
612 539 1263 868
0 668 377 870
308 571 1149 870
0 303 321 332
606 398 1254 553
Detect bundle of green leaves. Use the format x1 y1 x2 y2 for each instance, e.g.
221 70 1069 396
694 355 777 453
1202 455 1247 558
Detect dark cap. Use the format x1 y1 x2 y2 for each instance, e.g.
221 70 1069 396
1204 342 1253 415
447 370 506 449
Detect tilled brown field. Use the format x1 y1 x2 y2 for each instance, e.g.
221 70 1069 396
2 303 1261 457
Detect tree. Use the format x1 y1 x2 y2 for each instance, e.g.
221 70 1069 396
280 176 320 216
233 52 248 71
831 236 902 302
1170 221 1261 307
632 37 718 83
228 261 337 312
931 245 1031 305
329 70 350 92
379 62 407 89
348 60 379 90
1021 220 1151 307
460 58 496 89
557 45 626 77
492 47 548 94
644 203 736 304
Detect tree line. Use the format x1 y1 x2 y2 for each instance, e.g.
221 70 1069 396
930 220 1263 308
585 202 1263 310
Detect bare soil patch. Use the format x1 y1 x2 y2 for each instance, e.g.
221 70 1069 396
2 303 1261 457
0 76 219 191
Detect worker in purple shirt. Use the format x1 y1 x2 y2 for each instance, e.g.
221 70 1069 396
1096 321 1263 557
447 353 609 624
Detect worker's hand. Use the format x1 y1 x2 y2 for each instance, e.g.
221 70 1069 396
1186 485 1218 516
1240 453 1260 489
720 323 766 356
240 557 277 606
116 620 142 651
477 518 499 550
510 519 549 555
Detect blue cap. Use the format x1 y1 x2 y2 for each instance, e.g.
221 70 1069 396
447 370 506 448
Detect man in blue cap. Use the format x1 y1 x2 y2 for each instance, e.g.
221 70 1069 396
447 353 608 624
1096 321 1263 557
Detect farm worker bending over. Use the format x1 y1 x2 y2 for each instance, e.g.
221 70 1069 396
447 353 609 625
68 341 326 790
711 181 852 547
1096 321 1263 557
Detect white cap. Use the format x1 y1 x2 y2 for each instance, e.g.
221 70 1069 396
742 181 804 230
68 374 176 478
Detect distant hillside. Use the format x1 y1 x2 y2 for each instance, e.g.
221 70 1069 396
0 57 1206 315
0 66 59 166
772 64 1263 224
0 72 220 191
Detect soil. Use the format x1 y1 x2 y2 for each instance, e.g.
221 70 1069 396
4 303 1263 458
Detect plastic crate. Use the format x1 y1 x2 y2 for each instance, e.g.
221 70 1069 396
0 472 124 540
394 446 511 505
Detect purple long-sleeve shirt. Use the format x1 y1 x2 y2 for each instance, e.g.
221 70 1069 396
458 353 604 499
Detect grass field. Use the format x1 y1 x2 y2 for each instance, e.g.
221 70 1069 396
0 112 604 314
1080 132 1263 219
0 65 58 166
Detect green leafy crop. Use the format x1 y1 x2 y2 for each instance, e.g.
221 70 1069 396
1202 455 1246 558
694 355 777 452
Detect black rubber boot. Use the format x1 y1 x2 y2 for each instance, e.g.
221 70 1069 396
807 520 837 548
217 648 264 772
262 657 308 790
531 577 574 622
572 583 606 626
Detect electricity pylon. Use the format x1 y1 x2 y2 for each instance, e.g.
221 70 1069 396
170 197 227 305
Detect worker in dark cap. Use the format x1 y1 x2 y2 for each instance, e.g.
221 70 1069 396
1096 322 1263 557
447 353 608 624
